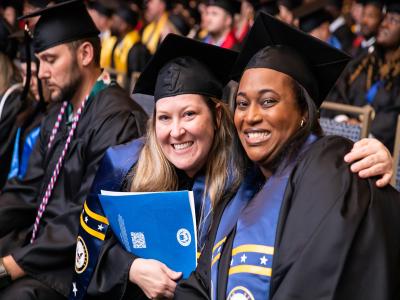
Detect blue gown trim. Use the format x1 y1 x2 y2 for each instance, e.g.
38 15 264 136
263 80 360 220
8 126 41 180
69 138 145 300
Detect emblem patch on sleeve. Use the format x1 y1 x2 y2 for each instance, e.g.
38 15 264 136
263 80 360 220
75 236 89 274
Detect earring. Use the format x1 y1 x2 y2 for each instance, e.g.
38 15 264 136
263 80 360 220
300 119 305 128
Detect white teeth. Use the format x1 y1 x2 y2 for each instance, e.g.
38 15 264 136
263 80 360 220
173 142 193 150
246 132 269 139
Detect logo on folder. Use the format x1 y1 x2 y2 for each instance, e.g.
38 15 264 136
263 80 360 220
177 228 191 247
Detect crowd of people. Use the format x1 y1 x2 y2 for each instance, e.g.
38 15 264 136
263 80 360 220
0 0 399 299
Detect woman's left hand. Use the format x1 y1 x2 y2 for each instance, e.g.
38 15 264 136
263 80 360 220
344 138 393 188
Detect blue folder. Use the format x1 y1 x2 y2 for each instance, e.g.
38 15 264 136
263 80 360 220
99 190 197 278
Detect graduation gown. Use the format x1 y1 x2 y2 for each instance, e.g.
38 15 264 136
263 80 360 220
331 22 355 54
175 136 400 300
8 101 47 181
0 90 22 189
328 51 400 151
0 84 147 298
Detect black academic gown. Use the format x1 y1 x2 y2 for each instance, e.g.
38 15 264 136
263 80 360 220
127 43 152 77
175 136 400 300
0 90 22 189
331 23 355 55
328 51 400 151
0 85 147 299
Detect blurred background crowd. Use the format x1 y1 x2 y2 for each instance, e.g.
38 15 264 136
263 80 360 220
0 0 399 188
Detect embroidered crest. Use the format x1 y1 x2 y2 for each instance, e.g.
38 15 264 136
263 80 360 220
75 236 89 274
227 286 255 300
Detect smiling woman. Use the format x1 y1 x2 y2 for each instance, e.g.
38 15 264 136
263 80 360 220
235 68 305 177
71 34 241 300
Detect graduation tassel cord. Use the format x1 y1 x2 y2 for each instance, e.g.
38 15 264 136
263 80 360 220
47 101 68 149
30 98 87 244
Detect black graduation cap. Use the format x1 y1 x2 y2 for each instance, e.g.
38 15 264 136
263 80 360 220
87 1 114 18
133 33 238 102
231 12 351 107
294 0 333 33
207 0 241 16
19 0 99 53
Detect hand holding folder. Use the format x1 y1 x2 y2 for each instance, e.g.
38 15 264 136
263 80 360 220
99 190 197 278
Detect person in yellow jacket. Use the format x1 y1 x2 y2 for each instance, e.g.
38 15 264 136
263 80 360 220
102 4 151 78
142 0 172 54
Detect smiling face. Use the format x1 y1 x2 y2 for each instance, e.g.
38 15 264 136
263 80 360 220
234 68 304 176
155 94 216 177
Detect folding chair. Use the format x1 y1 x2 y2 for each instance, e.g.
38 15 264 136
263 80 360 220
319 101 375 142
390 115 400 191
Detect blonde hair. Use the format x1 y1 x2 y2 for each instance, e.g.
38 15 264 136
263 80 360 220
130 97 242 208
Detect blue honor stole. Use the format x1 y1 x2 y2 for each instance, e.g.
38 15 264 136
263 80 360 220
69 138 145 300
211 135 317 300
192 175 212 255
365 80 383 104
8 126 41 180
195 163 244 256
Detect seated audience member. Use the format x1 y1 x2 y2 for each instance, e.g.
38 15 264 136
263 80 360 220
0 17 22 189
142 0 172 55
350 0 364 35
7 38 50 183
235 0 255 43
86 0 113 43
325 0 356 53
278 0 302 25
329 1 400 151
203 0 240 50
104 4 151 77
0 1 147 299
294 1 342 49
176 12 400 300
1 1 19 30
351 0 384 57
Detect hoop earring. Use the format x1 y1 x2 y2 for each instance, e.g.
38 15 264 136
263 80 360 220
300 119 305 128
